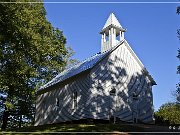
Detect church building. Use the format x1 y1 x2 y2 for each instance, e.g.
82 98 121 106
35 13 156 126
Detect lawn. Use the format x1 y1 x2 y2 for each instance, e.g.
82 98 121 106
0 123 177 134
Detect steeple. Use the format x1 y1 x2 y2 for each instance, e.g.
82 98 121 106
100 13 126 53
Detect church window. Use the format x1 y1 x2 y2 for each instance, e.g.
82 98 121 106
110 88 116 96
72 91 78 110
56 98 60 107
132 92 138 100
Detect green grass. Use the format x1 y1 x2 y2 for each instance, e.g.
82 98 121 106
0 123 172 135
1 123 143 134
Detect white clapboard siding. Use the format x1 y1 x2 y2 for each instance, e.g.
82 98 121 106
35 40 155 126
89 41 154 124
35 71 91 126
35 13 156 126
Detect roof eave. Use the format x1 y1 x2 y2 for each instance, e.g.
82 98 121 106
124 40 157 86
37 68 92 94
100 25 126 34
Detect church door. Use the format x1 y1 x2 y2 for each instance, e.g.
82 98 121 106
109 88 116 123
133 111 138 123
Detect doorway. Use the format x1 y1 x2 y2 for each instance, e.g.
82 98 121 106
133 111 138 123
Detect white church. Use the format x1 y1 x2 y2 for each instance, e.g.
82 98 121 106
35 13 156 126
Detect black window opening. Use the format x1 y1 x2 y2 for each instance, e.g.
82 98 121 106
132 92 138 100
56 98 60 107
110 88 116 96
72 91 78 110
56 93 65 108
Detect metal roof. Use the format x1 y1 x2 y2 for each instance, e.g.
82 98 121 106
39 50 110 91
38 39 156 92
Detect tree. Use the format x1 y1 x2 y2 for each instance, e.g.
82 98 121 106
0 0 74 129
177 6 180 14
176 6 180 104
155 5 180 126
155 103 180 125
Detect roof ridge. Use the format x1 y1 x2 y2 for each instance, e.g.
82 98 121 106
38 40 125 93
64 52 101 72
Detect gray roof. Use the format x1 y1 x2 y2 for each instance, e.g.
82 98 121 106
38 39 156 92
39 50 111 91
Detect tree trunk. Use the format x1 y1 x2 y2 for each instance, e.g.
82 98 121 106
18 115 22 128
1 106 9 130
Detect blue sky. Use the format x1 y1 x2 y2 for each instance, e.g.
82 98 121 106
44 1 180 111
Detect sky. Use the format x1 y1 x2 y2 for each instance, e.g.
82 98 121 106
44 0 180 111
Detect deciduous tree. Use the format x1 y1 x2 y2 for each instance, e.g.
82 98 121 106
155 103 180 124
176 6 180 104
0 0 74 129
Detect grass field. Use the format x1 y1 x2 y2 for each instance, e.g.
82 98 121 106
1 123 176 134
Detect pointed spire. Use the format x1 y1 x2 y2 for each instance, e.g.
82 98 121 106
103 13 122 29
100 13 126 53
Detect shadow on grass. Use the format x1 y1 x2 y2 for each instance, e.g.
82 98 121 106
1 123 174 135
3 123 143 132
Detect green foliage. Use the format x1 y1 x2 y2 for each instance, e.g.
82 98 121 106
155 103 180 125
177 36 180 103
177 6 180 14
65 46 80 69
155 5 180 127
173 5 180 104
0 0 75 129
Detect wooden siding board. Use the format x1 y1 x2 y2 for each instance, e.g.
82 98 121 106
35 40 155 125
35 71 91 125
89 42 154 123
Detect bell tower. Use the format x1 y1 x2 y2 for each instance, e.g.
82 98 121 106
100 13 126 53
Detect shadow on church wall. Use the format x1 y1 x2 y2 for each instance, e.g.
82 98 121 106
35 48 154 125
